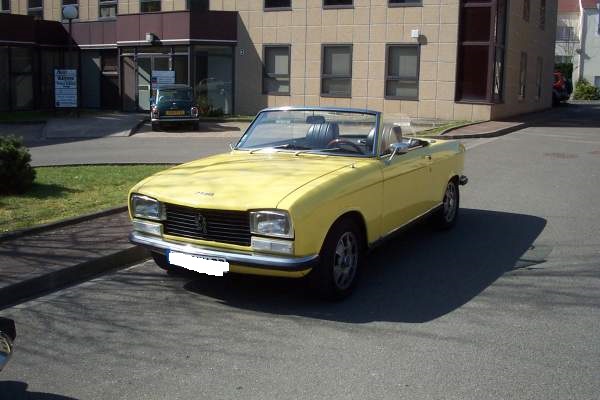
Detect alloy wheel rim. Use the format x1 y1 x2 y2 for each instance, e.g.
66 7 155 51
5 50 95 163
332 232 358 290
443 182 457 223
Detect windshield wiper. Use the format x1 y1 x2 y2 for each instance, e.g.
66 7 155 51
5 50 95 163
273 144 312 150
319 147 363 155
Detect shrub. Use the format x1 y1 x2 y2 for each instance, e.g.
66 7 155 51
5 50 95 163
0 136 36 195
573 78 600 100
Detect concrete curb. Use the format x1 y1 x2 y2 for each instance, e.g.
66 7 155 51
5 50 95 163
439 122 526 139
129 117 150 136
0 206 127 243
0 245 149 309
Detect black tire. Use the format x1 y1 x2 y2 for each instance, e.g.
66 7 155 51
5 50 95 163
151 252 185 275
435 179 459 230
307 218 363 300
192 121 200 131
151 122 160 131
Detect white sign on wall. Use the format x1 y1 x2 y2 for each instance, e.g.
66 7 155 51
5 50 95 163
54 69 78 108
151 70 175 89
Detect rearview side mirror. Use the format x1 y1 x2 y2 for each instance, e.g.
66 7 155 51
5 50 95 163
386 142 410 163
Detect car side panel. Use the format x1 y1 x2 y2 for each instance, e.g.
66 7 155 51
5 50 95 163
277 159 384 257
381 147 432 235
426 140 466 203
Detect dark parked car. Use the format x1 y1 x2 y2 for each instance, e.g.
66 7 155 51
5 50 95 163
150 84 200 131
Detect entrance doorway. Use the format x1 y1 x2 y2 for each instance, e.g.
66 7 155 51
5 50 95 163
137 55 169 111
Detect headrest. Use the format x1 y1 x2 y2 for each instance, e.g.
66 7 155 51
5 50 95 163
306 115 326 124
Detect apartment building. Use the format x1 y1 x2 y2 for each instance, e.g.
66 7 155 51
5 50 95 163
0 0 557 120
555 0 600 86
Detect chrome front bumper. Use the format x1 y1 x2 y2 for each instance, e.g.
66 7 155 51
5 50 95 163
151 117 198 122
130 232 319 272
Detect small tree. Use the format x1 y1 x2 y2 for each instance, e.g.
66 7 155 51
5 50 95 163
0 136 36 195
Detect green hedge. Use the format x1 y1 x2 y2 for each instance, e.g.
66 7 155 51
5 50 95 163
0 136 36 195
573 79 600 100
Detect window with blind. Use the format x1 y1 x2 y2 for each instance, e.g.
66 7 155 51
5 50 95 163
385 45 419 100
263 46 290 95
141 0 161 12
321 45 352 97
28 0 43 19
99 0 117 18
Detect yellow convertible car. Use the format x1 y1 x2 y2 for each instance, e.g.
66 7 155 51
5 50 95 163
129 107 467 299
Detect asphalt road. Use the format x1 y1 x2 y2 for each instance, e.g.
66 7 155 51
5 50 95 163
1 104 599 399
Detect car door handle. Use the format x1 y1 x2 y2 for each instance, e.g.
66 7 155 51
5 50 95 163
423 154 432 160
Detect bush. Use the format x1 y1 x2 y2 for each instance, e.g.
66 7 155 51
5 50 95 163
573 78 600 100
0 136 36 195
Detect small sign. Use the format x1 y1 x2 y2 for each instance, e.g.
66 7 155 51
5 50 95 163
151 70 175 89
54 69 78 108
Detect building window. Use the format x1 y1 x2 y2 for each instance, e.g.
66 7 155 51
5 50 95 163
321 45 352 97
323 0 353 8
28 0 43 19
519 52 527 99
99 0 117 18
535 56 543 101
389 0 421 6
140 0 161 12
456 0 506 102
263 45 290 95
523 0 529 22
187 0 208 11
556 25 577 41
555 55 573 64
1 0 10 13
385 45 419 100
265 0 291 9
62 0 78 20
539 0 546 30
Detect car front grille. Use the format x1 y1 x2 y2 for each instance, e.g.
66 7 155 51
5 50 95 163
163 204 251 246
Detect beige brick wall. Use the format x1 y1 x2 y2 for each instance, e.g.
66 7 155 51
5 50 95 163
223 0 492 120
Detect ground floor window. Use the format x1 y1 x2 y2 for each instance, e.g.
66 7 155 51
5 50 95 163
193 46 233 115
1 0 10 13
519 52 527 100
321 44 352 98
263 45 290 95
385 44 419 100
535 56 543 101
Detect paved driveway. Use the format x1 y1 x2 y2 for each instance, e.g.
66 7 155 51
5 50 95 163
1 104 599 399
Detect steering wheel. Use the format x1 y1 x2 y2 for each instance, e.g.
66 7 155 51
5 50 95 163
326 138 364 154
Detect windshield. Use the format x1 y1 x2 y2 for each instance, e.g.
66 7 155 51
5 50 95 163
236 110 378 156
157 88 193 102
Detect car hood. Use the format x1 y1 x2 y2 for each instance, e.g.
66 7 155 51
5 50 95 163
134 151 357 210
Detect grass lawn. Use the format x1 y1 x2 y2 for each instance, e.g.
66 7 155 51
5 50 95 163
0 164 170 233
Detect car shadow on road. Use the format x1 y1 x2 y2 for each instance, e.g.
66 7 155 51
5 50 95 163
0 381 78 400
183 208 547 323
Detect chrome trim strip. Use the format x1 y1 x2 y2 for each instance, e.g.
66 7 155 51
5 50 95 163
130 232 318 271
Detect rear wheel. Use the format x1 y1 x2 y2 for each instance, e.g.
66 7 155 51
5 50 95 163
151 122 160 131
435 179 459 229
308 219 363 300
192 121 200 131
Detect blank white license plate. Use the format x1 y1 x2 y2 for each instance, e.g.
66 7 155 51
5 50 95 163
167 251 229 276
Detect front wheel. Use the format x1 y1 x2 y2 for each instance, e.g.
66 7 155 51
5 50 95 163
307 219 363 300
434 179 459 230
